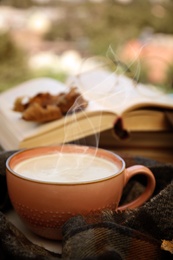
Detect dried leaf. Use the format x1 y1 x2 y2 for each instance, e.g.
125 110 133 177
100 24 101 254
161 240 173 254
22 103 62 123
58 87 88 114
13 86 88 123
13 97 28 112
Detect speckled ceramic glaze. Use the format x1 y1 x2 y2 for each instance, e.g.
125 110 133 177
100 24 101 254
6 145 156 240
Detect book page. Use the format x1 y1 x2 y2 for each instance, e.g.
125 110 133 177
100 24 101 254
67 69 173 114
0 74 173 141
0 77 105 139
0 78 68 139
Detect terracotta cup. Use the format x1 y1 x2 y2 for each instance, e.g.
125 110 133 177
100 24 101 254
6 145 156 240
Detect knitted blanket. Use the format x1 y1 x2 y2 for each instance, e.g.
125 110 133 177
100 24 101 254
0 150 173 260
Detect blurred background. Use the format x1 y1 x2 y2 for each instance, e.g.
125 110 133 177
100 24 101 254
0 0 173 92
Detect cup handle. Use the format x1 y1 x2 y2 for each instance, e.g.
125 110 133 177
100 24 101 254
117 165 156 211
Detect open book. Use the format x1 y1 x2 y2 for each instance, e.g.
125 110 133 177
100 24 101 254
0 71 173 150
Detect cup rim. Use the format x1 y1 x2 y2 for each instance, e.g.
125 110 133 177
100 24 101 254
6 145 125 185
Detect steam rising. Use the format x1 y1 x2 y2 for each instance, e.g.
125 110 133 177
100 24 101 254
49 44 168 173
62 45 135 151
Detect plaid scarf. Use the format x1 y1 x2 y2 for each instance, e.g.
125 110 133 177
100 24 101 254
0 150 173 259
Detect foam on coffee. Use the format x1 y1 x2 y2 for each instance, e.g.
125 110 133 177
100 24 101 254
13 153 119 183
